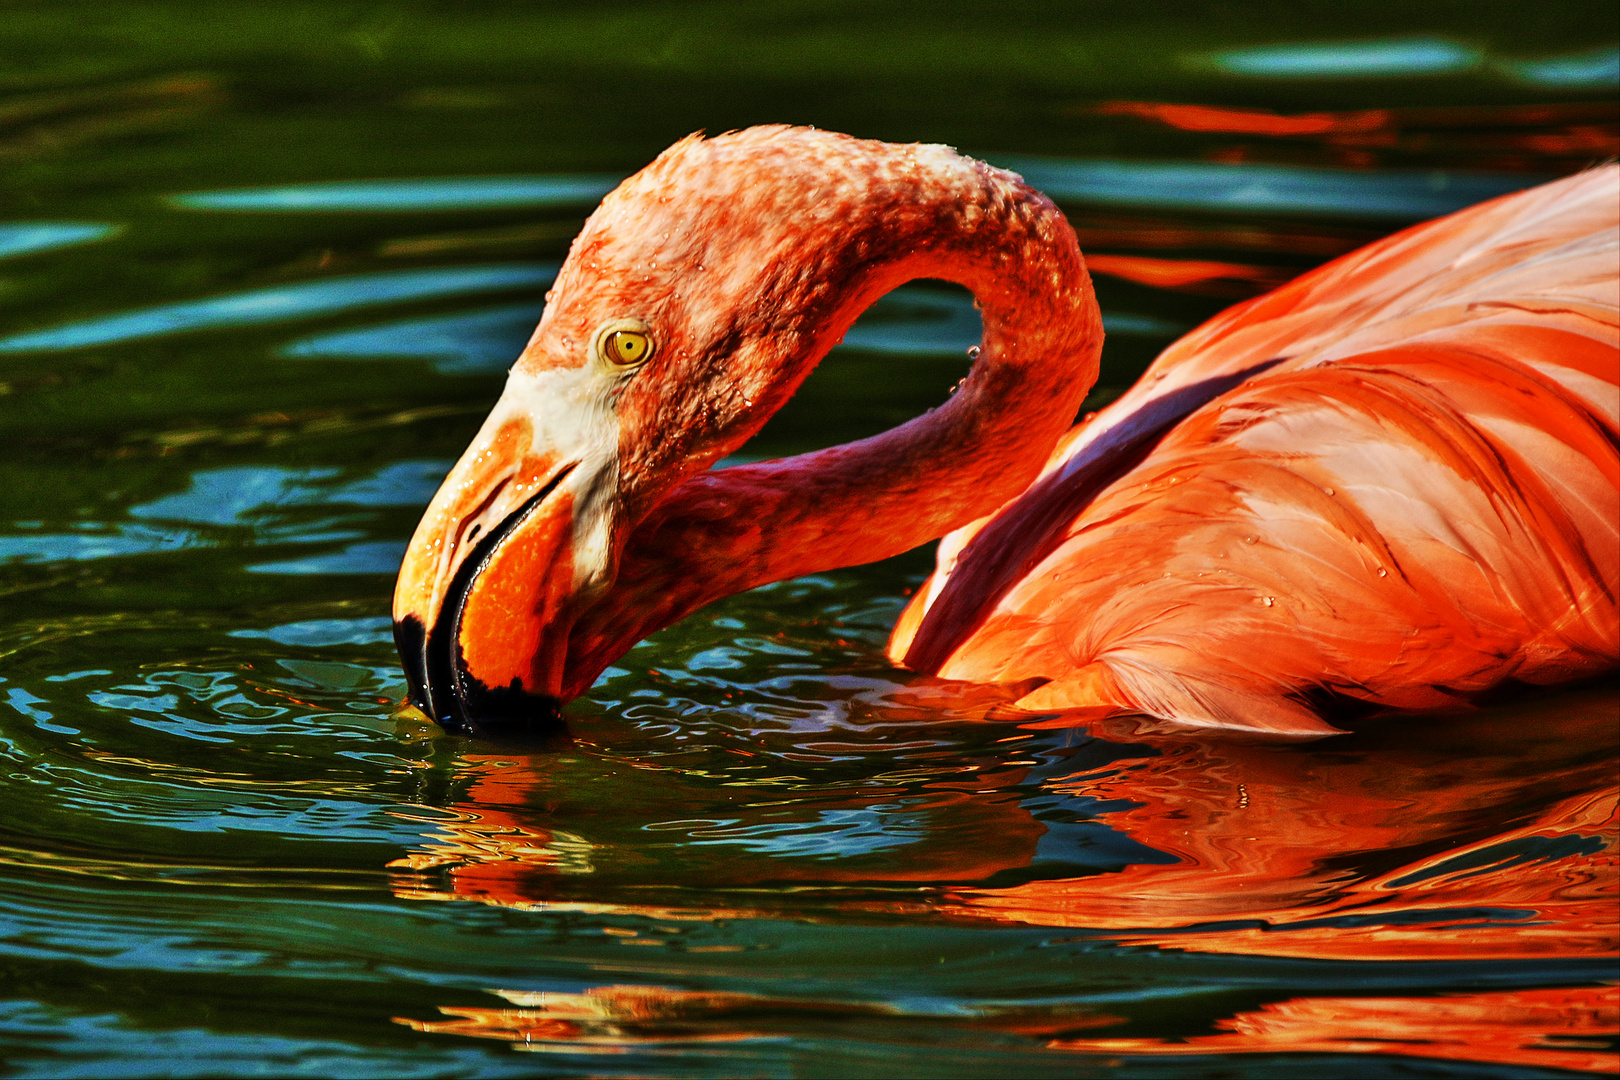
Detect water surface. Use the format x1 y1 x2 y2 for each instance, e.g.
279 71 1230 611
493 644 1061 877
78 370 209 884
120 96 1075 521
0 3 1615 1076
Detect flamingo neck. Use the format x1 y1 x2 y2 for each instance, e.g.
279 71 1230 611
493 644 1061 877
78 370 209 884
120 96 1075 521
563 178 1104 698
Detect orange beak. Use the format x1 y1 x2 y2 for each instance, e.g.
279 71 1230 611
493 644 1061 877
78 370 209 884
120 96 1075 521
393 378 616 735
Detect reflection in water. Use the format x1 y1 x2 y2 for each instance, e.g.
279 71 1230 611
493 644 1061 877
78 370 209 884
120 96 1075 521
0 461 446 569
1082 255 1296 296
1208 38 1620 91
947 715 1616 963
989 156 1544 219
171 175 620 212
1210 37 1482 78
229 616 393 647
398 983 1615 1073
386 681 1617 1071
0 523 197 565
1502 46 1620 88
0 74 222 169
130 461 447 524
1089 100 1620 174
281 302 544 374
1048 987 1618 1074
838 287 1180 354
0 222 117 260
838 287 987 356
0 264 557 352
247 540 406 576
399 983 1126 1061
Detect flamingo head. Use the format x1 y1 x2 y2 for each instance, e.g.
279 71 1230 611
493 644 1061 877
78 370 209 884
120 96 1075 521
392 126 1019 734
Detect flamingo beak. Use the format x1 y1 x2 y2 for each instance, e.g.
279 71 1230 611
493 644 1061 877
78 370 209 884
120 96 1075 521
392 380 616 735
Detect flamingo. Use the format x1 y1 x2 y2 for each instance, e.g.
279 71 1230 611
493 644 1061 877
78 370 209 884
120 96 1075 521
392 126 1618 738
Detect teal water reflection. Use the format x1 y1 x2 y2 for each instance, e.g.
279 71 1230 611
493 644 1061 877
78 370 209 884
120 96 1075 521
989 157 1546 218
0 223 118 261
173 176 621 213
0 265 558 353
1505 45 1620 87
0 2 1614 1077
1208 37 1619 89
1212 37 1483 79
281 304 545 374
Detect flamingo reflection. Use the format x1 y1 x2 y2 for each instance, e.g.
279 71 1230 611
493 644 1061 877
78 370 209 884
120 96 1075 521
388 682 1616 1068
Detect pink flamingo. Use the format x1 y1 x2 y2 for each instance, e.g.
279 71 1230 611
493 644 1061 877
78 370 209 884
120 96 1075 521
393 126 1617 737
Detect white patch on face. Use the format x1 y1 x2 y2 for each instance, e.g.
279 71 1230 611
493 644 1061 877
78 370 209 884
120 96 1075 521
494 364 624 598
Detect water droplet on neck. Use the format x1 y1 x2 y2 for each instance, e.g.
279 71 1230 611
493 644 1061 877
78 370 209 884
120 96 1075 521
966 345 981 359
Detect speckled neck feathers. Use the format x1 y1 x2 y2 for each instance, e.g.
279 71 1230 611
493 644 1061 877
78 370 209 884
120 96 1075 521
550 127 1104 698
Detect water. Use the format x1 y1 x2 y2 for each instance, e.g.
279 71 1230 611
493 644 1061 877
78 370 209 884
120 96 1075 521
1 3 1615 1076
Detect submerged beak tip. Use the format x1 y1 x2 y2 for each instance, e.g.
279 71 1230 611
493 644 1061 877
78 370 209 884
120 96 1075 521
454 674 569 738
396 456 588 737
394 610 569 737
392 613 434 715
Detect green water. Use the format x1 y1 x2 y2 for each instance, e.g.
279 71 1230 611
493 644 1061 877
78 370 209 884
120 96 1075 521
1 3 1616 1076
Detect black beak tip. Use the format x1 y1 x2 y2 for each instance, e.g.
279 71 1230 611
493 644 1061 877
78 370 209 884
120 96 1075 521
394 614 567 740
456 677 569 741
394 614 435 716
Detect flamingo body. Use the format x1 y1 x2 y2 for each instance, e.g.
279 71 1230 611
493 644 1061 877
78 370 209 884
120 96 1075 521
393 127 1618 737
897 166 1619 734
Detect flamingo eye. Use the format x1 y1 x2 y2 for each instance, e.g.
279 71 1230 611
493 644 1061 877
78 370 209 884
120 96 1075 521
603 330 652 368
590 318 654 373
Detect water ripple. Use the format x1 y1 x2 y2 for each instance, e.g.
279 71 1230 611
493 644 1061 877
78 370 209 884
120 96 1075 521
171 175 621 212
0 223 119 261
0 265 557 353
993 157 1547 219
1211 36 1481 78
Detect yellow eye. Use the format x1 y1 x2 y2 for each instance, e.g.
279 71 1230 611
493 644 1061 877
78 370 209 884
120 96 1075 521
602 329 652 368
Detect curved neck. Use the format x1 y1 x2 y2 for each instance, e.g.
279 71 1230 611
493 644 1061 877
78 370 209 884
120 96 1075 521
563 185 1104 698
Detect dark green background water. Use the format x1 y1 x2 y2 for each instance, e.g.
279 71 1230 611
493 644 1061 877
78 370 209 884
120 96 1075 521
0 3 1616 1076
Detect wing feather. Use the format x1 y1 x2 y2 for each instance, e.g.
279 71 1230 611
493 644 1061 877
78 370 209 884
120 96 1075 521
896 166 1619 735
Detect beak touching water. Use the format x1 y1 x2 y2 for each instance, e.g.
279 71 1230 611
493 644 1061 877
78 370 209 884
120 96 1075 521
392 368 620 735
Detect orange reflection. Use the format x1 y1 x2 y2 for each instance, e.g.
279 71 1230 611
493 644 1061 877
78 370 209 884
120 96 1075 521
397 983 1125 1051
389 684 1618 1069
949 782 1615 959
397 985 769 1050
388 735 1049 908
387 752 598 905
947 693 1617 963
1083 253 1296 296
398 981 1615 1070
1094 101 1392 137
1050 986 1618 1075
1089 100 1620 172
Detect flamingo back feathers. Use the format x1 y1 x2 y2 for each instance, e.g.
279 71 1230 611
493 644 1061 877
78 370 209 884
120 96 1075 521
896 166 1619 735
